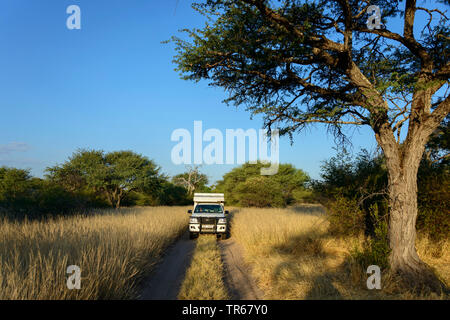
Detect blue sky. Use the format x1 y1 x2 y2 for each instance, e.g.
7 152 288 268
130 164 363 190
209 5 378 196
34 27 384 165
0 0 427 183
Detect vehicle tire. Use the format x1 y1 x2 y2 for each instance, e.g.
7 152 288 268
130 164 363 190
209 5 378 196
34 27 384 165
189 232 198 240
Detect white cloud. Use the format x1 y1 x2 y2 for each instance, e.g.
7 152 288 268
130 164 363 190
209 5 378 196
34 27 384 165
0 142 31 155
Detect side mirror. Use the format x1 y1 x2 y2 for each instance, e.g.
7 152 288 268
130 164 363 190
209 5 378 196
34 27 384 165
187 210 192 214
225 210 229 214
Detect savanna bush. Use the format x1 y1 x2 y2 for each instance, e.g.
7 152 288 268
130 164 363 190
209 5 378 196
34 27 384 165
236 176 285 207
350 204 390 270
215 162 310 207
315 148 449 242
417 162 450 242
326 195 365 237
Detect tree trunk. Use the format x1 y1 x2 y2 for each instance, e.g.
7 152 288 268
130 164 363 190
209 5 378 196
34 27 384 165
377 123 445 292
386 152 423 276
115 189 123 209
105 191 114 208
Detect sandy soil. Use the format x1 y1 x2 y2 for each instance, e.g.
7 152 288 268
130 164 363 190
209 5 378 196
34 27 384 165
139 231 263 300
139 232 196 300
219 238 264 300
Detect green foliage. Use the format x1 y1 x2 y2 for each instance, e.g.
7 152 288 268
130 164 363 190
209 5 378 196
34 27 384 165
314 148 387 202
351 204 390 271
327 195 365 237
415 117 450 241
47 149 164 208
121 191 158 207
1 149 196 219
215 162 310 207
417 160 450 242
291 188 313 203
236 176 284 207
424 116 450 164
317 143 449 241
314 149 388 236
171 1 448 142
0 167 35 211
417 208 450 243
32 180 105 216
158 182 191 206
0 167 103 220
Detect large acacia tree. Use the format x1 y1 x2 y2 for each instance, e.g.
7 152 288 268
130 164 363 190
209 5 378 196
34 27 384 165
47 150 163 208
172 0 449 289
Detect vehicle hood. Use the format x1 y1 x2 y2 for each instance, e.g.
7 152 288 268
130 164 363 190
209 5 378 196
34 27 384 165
191 213 225 218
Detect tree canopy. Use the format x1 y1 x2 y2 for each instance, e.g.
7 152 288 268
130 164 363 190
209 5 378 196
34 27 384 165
173 0 449 141
47 149 164 208
215 162 310 207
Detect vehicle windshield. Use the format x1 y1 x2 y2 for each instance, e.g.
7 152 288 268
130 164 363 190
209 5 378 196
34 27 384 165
194 204 223 214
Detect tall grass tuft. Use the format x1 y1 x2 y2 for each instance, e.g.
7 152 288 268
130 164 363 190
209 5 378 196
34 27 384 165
178 235 229 300
0 207 188 299
231 205 449 299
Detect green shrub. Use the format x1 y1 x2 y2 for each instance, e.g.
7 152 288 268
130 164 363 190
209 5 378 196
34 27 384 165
291 188 314 203
236 176 285 207
417 208 450 242
0 167 106 220
417 163 450 241
317 148 449 242
351 204 390 270
215 162 310 207
158 182 191 206
326 195 365 236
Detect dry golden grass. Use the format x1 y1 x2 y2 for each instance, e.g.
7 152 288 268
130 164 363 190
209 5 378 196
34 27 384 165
231 205 449 300
178 235 229 300
417 236 450 286
0 207 189 300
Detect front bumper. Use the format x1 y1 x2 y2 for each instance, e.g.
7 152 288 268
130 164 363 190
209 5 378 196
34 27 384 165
189 223 227 233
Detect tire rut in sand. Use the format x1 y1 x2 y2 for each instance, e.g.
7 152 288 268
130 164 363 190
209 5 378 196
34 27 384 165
140 231 195 300
218 238 264 300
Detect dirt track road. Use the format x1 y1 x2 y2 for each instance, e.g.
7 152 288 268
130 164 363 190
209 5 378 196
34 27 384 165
139 231 263 300
219 238 264 300
139 232 195 300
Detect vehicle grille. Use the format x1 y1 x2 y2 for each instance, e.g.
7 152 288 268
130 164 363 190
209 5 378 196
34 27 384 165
201 217 217 225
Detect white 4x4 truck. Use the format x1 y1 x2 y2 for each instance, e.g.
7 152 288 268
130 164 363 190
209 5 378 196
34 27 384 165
188 193 230 240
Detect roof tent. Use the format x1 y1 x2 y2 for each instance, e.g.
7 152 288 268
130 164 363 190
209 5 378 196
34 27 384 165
193 193 225 204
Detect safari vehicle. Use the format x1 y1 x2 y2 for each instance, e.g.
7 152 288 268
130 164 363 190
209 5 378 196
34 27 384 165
188 193 229 240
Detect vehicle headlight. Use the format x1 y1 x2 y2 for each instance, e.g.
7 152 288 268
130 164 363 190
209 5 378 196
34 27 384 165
190 218 199 223
218 218 227 224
